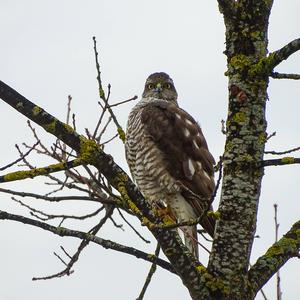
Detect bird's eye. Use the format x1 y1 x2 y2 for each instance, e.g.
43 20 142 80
148 83 154 89
164 83 172 89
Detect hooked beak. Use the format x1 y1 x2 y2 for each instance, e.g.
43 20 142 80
154 83 162 93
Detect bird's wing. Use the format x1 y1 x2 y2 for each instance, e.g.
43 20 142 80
141 100 216 235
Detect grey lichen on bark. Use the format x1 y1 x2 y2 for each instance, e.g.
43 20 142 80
206 1 273 298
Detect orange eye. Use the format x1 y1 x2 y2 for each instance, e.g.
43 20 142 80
148 83 154 89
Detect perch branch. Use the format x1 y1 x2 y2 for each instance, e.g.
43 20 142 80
0 80 209 299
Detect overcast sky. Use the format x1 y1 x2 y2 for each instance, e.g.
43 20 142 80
1 1 300 299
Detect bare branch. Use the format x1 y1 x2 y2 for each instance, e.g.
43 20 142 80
108 95 138 108
265 146 300 155
271 72 300 80
266 131 276 141
92 37 125 143
27 120 53 156
262 157 300 167
136 243 160 300
12 197 105 223
0 187 116 204
96 116 112 142
260 289 269 300
33 206 113 280
268 38 300 70
0 209 174 274
118 208 151 244
0 141 39 171
0 159 84 183
273 204 282 300
248 219 300 297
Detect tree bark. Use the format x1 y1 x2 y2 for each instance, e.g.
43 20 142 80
205 1 273 299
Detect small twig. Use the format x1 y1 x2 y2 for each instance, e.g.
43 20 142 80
33 206 114 281
92 36 125 142
72 113 76 131
0 187 115 204
66 95 72 125
12 196 105 222
96 116 112 142
274 204 282 300
44 176 70 196
136 244 160 300
271 72 300 80
101 133 118 146
27 120 52 156
118 208 151 243
53 251 69 267
93 36 106 102
221 119 226 135
210 157 223 206
264 146 300 155
109 215 124 230
93 105 107 140
266 131 276 141
60 246 73 259
108 95 138 108
0 141 39 171
260 288 269 300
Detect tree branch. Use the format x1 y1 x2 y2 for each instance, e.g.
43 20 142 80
0 209 174 274
271 72 300 80
0 187 116 204
0 159 84 183
268 38 300 70
264 146 300 155
0 80 210 299
0 141 39 171
262 157 300 167
248 220 300 297
136 243 160 300
33 206 114 280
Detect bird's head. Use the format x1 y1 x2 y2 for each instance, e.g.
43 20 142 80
142 72 178 102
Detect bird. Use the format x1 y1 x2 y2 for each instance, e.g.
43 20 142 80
125 72 215 259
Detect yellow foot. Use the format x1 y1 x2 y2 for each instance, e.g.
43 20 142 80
156 206 176 225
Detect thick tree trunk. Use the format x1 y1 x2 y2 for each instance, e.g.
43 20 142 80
204 2 272 299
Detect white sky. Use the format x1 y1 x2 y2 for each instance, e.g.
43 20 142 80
1 1 300 299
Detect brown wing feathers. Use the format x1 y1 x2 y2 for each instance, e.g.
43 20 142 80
141 101 216 236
